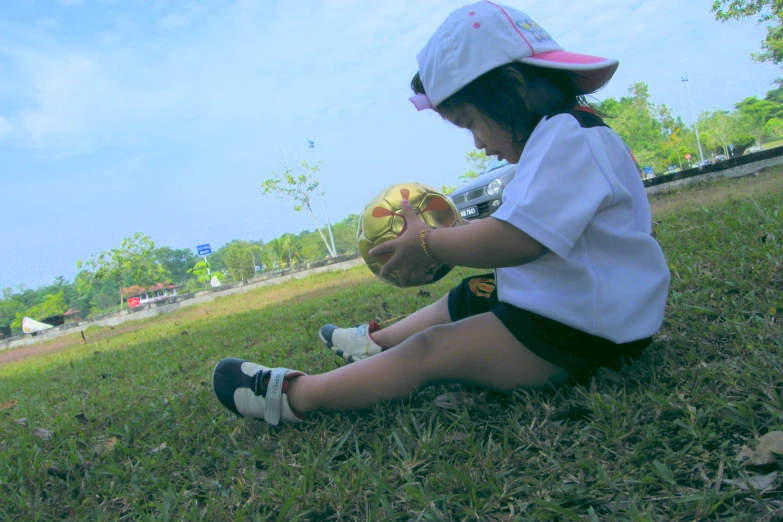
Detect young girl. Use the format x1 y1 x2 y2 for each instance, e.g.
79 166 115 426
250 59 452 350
212 2 670 426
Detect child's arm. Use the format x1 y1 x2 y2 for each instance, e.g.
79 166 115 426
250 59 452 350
369 200 545 285
428 215 546 268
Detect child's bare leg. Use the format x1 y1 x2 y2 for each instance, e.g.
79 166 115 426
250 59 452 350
373 294 451 348
289 312 566 413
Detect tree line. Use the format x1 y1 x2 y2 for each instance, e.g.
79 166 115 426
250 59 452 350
0 215 359 336
447 80 783 187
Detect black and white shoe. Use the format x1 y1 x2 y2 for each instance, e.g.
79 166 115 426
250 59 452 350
319 321 383 363
212 358 305 426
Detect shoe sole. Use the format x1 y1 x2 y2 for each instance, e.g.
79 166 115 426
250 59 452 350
212 358 244 417
319 328 361 364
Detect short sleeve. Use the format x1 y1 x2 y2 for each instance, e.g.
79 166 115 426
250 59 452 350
491 114 614 259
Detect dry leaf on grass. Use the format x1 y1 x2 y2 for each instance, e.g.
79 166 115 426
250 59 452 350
14 418 27 426
148 442 167 454
0 399 18 411
736 431 783 465
32 427 52 440
97 437 118 454
434 391 486 410
444 431 470 442
723 471 778 491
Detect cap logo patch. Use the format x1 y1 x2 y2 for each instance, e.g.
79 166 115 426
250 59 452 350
515 19 551 42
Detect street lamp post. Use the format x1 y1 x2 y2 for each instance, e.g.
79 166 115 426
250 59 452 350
681 76 705 165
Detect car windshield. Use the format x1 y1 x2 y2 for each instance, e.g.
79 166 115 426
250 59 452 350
484 157 508 173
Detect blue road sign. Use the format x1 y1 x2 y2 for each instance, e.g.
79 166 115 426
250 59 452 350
197 244 212 256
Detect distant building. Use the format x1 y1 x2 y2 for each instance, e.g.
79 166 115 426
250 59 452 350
63 309 82 324
121 283 179 309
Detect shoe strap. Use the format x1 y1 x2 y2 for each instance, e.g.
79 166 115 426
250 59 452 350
263 368 290 426
253 369 271 396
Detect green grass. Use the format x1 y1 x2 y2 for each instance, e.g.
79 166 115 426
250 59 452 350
1 170 782 521
762 139 783 151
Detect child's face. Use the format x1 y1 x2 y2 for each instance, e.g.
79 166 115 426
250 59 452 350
441 105 524 164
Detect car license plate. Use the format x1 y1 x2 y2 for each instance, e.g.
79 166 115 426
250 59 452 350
460 206 478 218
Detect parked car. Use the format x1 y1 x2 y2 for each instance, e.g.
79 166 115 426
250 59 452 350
744 145 761 155
449 157 516 220
714 154 727 162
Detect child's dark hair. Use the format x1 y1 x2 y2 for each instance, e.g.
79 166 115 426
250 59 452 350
411 63 588 148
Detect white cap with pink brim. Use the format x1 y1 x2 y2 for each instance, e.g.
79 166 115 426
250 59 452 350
410 1 619 111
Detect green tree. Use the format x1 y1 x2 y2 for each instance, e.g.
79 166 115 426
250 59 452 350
281 234 304 268
153 247 198 286
11 291 67 328
735 96 779 146
77 233 169 309
222 241 264 281
261 160 337 258
0 288 25 330
660 126 687 169
699 110 738 156
597 83 668 172
331 214 360 256
299 232 329 263
713 1 783 66
265 237 288 270
764 116 783 138
459 150 492 180
188 260 223 288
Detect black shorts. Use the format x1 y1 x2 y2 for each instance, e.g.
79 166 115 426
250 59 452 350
447 274 652 384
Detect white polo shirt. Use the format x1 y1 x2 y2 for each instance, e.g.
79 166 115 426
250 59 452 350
491 112 670 343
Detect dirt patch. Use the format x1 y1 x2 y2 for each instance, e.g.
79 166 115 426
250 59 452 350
0 322 151 367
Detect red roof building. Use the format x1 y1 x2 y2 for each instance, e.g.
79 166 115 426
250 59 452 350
121 283 179 309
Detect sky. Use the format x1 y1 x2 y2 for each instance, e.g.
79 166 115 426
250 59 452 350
0 0 779 290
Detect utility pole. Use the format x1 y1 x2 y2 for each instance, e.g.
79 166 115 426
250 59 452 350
681 76 705 165
309 140 338 257
321 191 338 256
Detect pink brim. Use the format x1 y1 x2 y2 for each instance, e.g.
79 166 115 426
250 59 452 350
409 93 434 111
521 50 619 94
527 49 611 67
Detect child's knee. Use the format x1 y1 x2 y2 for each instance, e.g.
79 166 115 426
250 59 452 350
414 324 451 362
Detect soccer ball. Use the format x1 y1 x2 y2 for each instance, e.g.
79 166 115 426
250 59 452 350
357 182 464 287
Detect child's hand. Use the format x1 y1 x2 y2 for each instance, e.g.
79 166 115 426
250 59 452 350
369 200 439 286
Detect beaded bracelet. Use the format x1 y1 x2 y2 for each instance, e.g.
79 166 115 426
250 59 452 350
420 230 439 262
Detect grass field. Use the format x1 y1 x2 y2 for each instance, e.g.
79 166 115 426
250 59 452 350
1 170 782 521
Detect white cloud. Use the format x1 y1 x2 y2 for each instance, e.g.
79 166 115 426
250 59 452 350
157 12 191 30
0 0 457 154
0 0 777 155
0 116 13 138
